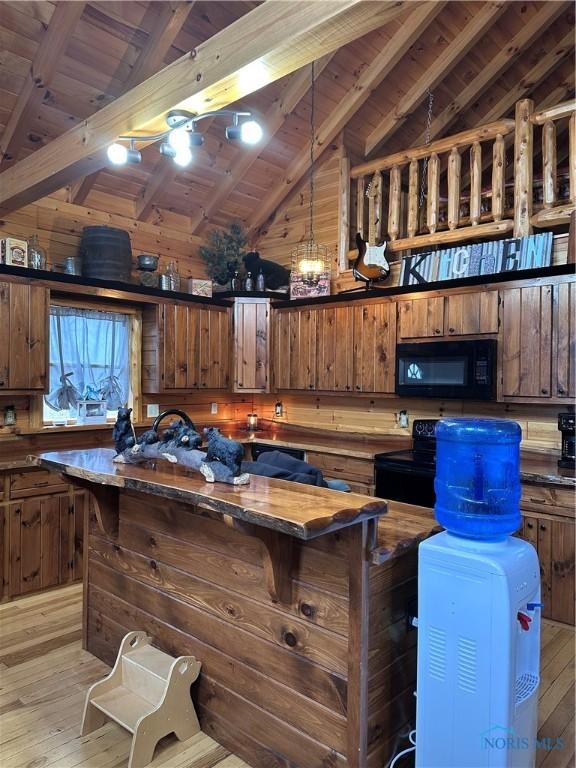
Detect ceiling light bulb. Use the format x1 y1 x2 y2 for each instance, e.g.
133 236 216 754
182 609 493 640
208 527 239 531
240 120 263 145
168 127 191 152
107 143 128 165
173 146 192 167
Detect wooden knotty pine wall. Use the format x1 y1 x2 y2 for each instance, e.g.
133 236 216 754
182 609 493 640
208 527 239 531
0 188 209 282
0 390 563 458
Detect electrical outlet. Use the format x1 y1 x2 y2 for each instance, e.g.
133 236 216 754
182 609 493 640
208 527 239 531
146 404 160 418
399 410 409 428
211 402 218 415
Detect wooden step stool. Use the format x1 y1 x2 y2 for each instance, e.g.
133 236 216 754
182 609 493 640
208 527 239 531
81 631 202 768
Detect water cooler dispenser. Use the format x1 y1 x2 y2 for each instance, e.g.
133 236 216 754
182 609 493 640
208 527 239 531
415 419 541 768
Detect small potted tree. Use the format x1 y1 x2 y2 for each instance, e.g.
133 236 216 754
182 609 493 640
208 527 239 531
200 222 247 291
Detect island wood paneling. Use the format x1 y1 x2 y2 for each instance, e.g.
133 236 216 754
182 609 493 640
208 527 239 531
83 489 419 768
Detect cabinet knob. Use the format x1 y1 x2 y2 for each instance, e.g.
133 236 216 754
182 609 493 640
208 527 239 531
527 522 534 529
541 388 548 395
448 327 455 334
435 328 441 335
539 524 547 531
558 387 565 395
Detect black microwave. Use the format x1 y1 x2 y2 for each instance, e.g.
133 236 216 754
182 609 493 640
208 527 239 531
396 339 497 400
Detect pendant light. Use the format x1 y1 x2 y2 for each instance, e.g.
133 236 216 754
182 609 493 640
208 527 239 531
290 61 330 284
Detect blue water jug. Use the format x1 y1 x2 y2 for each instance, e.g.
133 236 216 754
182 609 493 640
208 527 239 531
434 418 522 540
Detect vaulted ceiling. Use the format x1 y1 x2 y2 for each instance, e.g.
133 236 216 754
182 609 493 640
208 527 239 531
0 1 573 240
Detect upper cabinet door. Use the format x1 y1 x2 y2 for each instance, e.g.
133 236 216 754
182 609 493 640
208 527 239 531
317 306 354 392
274 308 317 391
397 296 444 339
554 281 575 400
0 282 48 391
445 291 499 335
353 302 396 393
500 285 553 399
198 307 230 389
233 299 270 393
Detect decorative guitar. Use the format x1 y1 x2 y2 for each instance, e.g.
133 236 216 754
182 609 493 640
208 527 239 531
352 233 390 284
352 174 390 286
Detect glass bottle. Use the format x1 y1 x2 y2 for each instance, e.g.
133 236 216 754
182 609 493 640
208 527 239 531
28 234 47 270
166 261 180 292
256 269 265 291
231 271 241 292
244 271 254 291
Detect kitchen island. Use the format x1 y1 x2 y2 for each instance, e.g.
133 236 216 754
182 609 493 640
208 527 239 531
34 448 438 768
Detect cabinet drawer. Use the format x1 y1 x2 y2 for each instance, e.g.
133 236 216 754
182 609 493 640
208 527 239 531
306 451 374 483
521 484 575 518
9 470 70 499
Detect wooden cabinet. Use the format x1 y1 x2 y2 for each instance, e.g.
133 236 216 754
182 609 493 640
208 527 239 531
445 291 499 335
305 450 375 495
398 291 498 339
517 482 574 625
0 281 48 392
397 296 444 339
352 301 396 393
316 306 354 392
274 308 318 391
500 284 553 399
275 300 396 394
553 280 575 400
143 303 230 392
2 484 85 599
519 512 574 625
233 298 270 393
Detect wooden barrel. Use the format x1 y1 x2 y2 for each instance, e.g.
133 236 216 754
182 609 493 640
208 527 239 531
80 226 132 282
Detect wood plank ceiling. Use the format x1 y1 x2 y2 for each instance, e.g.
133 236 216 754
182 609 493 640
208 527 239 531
0 0 573 242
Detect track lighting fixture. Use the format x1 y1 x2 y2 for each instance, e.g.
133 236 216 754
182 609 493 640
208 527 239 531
107 109 262 169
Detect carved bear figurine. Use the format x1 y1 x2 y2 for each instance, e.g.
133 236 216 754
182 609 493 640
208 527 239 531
112 407 136 455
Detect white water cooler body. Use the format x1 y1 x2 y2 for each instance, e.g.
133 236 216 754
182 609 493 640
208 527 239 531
415 531 541 768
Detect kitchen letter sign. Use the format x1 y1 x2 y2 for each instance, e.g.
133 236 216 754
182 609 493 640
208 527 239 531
400 232 553 286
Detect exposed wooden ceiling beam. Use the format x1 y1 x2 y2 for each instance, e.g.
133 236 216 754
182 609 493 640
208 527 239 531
0 2 86 167
70 1 196 207
124 2 196 92
411 1 568 147
364 1 507 157
188 51 336 234
247 0 445 237
0 0 414 216
135 160 180 221
479 28 574 125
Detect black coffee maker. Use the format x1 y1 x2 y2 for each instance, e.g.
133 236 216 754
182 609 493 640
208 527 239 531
558 413 575 470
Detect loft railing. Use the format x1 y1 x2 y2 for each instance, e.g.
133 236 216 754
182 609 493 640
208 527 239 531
345 98 575 263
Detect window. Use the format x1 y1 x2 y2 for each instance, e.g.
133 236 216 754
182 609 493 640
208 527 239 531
44 305 133 424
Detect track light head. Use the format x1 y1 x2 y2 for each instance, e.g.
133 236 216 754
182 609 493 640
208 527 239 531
107 142 141 165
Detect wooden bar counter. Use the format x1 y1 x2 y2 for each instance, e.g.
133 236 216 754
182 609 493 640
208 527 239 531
34 448 438 768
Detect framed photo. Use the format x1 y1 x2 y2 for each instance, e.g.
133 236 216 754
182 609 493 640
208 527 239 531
77 400 108 425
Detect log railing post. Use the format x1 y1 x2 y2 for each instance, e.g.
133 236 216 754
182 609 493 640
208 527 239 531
514 98 534 236
338 149 351 272
427 153 440 234
492 134 505 222
407 159 419 238
356 177 365 239
542 120 557 209
447 147 461 231
388 165 401 241
569 113 576 206
368 171 383 243
470 141 482 225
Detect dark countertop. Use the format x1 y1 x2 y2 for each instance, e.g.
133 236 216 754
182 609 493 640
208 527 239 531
229 426 575 487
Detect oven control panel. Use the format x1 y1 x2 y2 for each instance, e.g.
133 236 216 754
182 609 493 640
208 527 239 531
412 419 439 440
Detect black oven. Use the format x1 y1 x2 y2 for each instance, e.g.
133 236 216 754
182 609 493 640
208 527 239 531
396 339 496 400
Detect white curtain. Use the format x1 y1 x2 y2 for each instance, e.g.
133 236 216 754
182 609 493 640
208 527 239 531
44 306 131 419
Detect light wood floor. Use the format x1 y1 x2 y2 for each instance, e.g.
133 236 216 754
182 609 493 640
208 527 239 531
0 584 249 768
0 585 573 768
